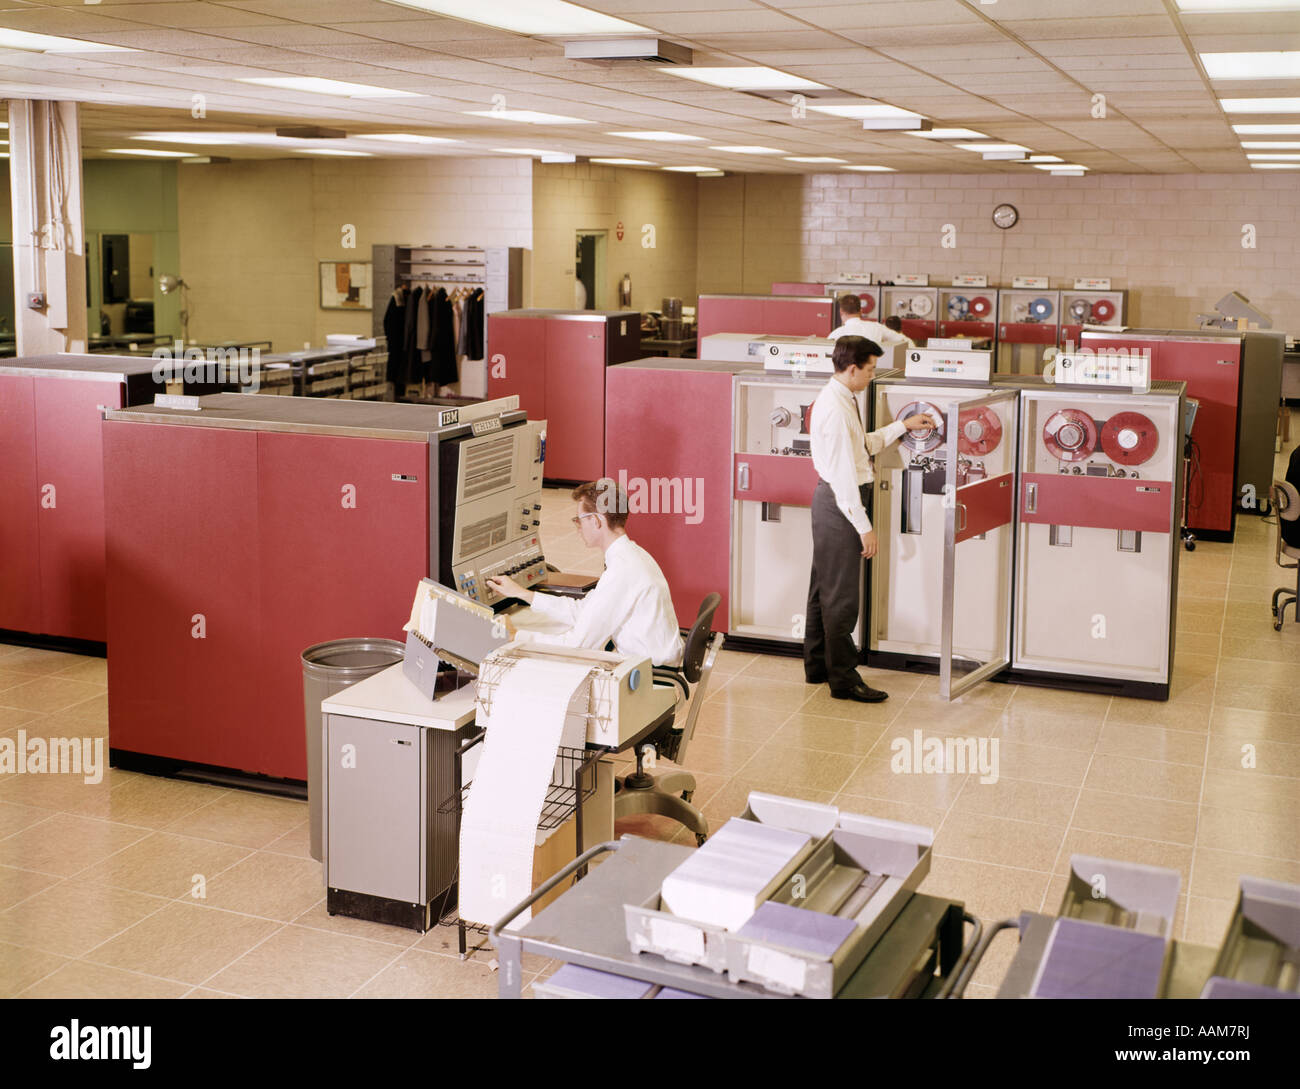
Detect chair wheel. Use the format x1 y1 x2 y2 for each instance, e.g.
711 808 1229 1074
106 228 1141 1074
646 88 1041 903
681 790 693 803
1275 620 1283 632
1185 540 1196 552
695 834 708 847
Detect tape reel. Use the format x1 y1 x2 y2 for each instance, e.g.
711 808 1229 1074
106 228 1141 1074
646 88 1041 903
1042 408 1097 462
911 294 934 318
947 295 969 320
1029 296 1055 321
1100 411 1158 465
1068 297 1091 322
958 406 1002 456
861 293 876 316
1092 298 1116 323
968 295 992 318
898 400 945 453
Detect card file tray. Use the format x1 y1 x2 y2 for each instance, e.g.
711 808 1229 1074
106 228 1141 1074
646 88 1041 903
624 792 932 997
1203 875 1300 998
1057 854 1181 938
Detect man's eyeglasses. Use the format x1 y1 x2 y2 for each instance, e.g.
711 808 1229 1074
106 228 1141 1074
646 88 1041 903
570 512 600 527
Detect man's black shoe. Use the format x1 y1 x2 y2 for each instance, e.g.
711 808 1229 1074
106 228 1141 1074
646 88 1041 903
830 682 889 703
805 671 828 685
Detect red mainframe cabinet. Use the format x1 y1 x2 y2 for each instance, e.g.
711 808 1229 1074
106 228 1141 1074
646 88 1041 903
695 295 834 353
488 310 641 482
605 359 737 630
104 422 265 774
485 313 548 423
1082 330 1241 539
104 416 433 781
0 376 42 635
257 432 428 779
0 357 158 644
544 318 607 482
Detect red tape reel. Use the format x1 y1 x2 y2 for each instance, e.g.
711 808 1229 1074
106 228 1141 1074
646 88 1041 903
1100 411 1158 466
958 406 1002 456
899 400 945 453
861 293 875 315
1091 298 1116 323
968 295 992 318
1043 408 1098 462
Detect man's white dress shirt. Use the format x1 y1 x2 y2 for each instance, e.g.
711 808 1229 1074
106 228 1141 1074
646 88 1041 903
809 377 907 535
827 316 909 350
525 535 684 667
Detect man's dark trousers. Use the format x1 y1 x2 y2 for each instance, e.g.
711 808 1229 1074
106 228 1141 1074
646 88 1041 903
803 479 868 690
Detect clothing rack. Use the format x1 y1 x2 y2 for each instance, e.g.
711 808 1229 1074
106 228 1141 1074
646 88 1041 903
373 243 523 401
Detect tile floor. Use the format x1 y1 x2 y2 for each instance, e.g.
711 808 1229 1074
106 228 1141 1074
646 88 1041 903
1 449 1297 999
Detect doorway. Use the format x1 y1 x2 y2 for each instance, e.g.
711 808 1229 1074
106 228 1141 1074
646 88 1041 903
575 230 606 310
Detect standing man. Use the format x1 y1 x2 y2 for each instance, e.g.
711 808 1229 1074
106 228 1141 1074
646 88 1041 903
828 293 909 349
805 336 934 701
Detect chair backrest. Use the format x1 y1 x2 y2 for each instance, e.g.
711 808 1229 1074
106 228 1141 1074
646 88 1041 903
680 592 722 685
1273 480 1300 563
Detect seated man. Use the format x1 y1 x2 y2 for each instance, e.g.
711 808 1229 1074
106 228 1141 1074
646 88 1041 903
486 479 685 668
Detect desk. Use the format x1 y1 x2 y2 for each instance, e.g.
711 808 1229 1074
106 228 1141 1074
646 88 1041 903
492 836 973 999
319 661 616 931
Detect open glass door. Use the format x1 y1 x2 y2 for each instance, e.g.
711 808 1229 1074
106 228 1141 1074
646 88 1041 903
939 388 1019 699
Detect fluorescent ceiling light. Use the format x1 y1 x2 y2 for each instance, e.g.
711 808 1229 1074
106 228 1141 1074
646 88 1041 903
239 76 419 98
696 171 725 177
464 109 590 124
1176 0 1300 10
541 153 575 163
809 103 922 121
1252 162 1300 168
1248 152 1300 158
983 151 1028 160
1024 155 1064 163
784 156 848 163
492 148 549 155
907 128 987 139
1241 140 1300 147
301 149 373 157
1034 163 1087 170
1202 52 1300 80
1220 98 1300 113
1050 169 1086 176
589 158 656 165
364 133 460 144
609 131 703 142
663 165 719 172
0 123 7 130
665 67 826 91
1233 123 1300 133
710 145 786 154
957 143 1028 153
105 148 192 158
842 165 896 172
377 0 649 35
0 28 133 52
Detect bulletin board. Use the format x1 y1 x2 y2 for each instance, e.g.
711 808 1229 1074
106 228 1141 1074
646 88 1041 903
320 261 372 310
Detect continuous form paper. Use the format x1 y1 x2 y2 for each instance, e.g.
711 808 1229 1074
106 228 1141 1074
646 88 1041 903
458 657 593 927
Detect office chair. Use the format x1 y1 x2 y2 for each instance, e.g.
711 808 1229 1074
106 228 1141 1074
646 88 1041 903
1270 480 1299 631
615 593 724 846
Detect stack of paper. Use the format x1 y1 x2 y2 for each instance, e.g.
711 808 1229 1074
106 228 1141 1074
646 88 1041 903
734 901 857 958
535 964 655 1000
1030 917 1166 999
660 818 811 933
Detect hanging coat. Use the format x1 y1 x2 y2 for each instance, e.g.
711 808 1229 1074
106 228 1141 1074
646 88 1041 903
383 288 407 395
430 287 458 386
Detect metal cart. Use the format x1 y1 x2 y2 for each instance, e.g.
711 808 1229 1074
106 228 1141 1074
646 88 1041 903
488 836 982 999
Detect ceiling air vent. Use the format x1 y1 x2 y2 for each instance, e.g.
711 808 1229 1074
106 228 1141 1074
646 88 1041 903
564 39 693 65
275 126 347 139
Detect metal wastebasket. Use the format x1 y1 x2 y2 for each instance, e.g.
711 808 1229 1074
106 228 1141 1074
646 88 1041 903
302 638 405 862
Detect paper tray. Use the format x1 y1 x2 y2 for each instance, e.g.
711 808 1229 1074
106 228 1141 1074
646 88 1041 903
1208 876 1300 995
623 793 932 994
721 801 932 998
623 799 823 974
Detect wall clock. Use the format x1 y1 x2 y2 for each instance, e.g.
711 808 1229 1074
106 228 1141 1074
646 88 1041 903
992 203 1019 230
